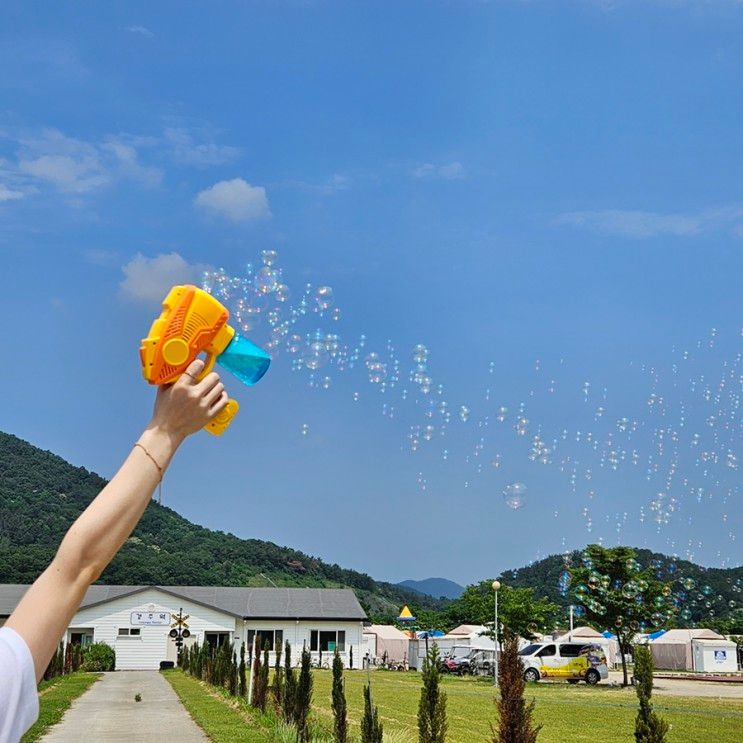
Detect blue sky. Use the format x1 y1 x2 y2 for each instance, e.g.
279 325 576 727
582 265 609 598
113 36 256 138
1 1 742 587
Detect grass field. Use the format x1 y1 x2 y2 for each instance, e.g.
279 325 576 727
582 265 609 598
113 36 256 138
166 669 743 743
165 670 276 742
21 672 101 743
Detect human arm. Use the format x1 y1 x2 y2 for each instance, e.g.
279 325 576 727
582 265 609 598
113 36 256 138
5 359 228 682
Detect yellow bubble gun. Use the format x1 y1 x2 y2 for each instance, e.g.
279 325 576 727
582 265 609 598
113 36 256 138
140 285 271 435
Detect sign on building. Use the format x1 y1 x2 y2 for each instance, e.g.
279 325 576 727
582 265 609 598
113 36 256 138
131 611 171 626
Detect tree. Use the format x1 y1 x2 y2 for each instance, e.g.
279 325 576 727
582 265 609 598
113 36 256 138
332 649 348 743
239 642 247 697
272 641 284 711
633 645 668 742
569 544 676 686
445 581 560 645
252 637 267 711
283 640 296 724
417 644 447 743
495 632 540 743
295 647 314 742
361 683 383 743
229 649 238 696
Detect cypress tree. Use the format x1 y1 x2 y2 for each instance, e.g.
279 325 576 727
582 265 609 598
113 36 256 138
361 683 383 743
295 647 314 742
64 643 73 675
259 647 270 710
634 645 668 743
283 640 296 724
272 640 284 711
495 632 540 743
418 644 447 743
252 636 265 710
332 649 348 743
230 649 238 696
239 642 247 697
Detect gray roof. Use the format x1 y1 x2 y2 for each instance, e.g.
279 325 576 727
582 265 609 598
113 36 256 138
0 584 367 621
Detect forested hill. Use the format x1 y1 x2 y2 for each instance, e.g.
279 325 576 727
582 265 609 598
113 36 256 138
0 431 444 617
498 549 743 618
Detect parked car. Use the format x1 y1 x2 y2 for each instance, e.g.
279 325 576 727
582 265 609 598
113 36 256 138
517 642 609 685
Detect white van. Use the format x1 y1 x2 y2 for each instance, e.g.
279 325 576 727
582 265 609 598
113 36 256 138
518 641 609 685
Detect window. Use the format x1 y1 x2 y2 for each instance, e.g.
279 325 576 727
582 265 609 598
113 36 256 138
518 644 542 656
205 632 231 649
247 629 283 652
310 630 346 652
117 628 141 637
536 644 555 658
559 644 584 658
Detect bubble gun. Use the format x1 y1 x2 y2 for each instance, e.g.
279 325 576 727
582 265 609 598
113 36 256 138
140 284 271 435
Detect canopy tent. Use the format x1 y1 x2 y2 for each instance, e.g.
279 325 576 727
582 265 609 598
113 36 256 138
650 628 725 671
362 625 410 664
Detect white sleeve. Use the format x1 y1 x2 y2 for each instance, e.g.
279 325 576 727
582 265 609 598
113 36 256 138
0 627 40 743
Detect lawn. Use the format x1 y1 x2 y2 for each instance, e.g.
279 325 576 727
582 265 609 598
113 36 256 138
21 672 100 743
164 669 276 742
165 668 743 743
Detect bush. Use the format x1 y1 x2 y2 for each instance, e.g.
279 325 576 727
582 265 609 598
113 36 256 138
82 642 116 671
634 645 668 743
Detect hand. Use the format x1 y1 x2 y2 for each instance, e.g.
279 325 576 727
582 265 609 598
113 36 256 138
148 359 230 442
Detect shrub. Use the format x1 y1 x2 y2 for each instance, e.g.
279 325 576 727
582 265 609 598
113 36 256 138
332 649 347 743
82 642 116 672
295 647 314 742
418 644 446 743
634 645 668 743
495 632 540 743
361 683 383 743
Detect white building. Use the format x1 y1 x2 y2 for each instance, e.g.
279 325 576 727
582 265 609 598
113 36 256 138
0 584 367 671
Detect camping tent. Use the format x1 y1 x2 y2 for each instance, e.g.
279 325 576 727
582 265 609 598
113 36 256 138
362 625 410 664
650 629 725 671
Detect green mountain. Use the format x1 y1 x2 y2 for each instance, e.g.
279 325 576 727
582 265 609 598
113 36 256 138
0 431 445 617
497 549 743 624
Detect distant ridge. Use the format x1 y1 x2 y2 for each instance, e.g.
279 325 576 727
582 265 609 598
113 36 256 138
398 577 465 600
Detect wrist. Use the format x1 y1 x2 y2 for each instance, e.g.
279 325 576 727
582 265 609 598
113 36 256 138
141 423 186 455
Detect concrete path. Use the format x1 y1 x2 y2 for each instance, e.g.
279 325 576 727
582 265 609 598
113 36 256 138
41 672 209 742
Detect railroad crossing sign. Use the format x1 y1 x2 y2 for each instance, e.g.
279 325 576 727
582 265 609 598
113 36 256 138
169 608 191 650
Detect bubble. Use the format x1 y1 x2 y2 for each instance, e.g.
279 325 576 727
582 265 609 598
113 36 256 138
650 612 664 627
413 344 428 363
321 376 332 390
301 423 309 436
503 482 527 510
588 573 601 590
680 607 692 621
303 341 329 370
353 392 360 402
261 249 278 266
626 558 641 573
681 577 696 591
331 307 342 321
573 605 586 618
315 286 334 310
275 284 290 302
496 407 508 423
459 406 470 423
622 582 639 600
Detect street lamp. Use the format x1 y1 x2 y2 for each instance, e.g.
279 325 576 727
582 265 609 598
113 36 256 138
492 581 501 687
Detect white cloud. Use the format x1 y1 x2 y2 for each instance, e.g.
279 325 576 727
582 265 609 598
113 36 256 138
120 253 209 303
0 185 24 202
12 129 162 196
103 139 162 187
164 127 240 167
555 206 743 239
126 25 154 38
411 161 465 180
194 178 270 222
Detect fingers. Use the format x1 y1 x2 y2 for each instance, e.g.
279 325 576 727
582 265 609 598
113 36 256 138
203 380 225 407
194 371 222 397
208 390 229 417
176 358 206 387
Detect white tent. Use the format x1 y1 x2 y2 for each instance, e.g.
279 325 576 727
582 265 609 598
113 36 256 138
362 625 409 664
650 629 725 671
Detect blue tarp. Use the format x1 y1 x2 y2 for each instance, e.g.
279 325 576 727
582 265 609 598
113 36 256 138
417 630 445 638
602 631 617 639
648 629 667 641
